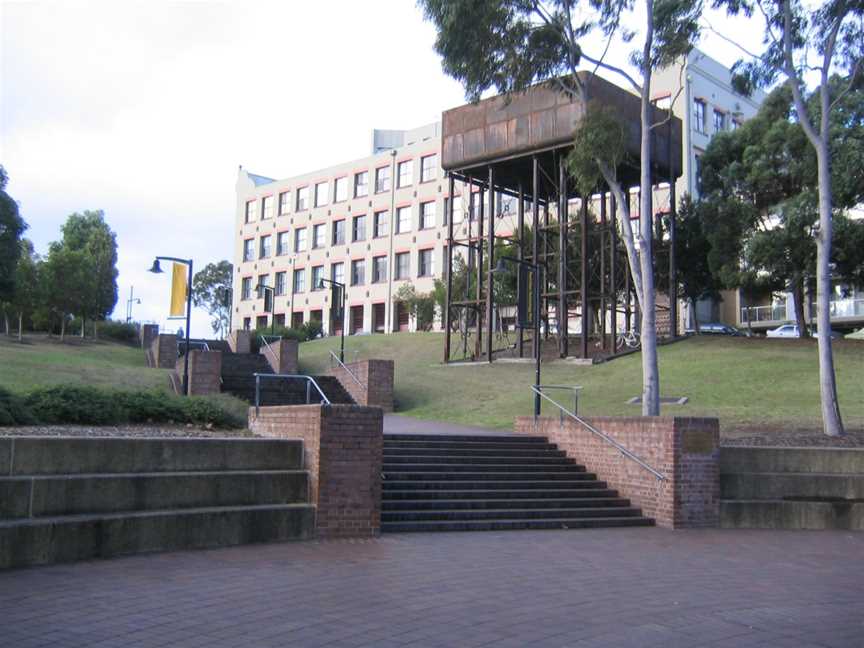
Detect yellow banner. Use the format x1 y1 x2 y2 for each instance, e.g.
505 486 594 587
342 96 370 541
169 263 187 317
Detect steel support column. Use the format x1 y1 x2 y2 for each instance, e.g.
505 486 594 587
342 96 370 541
557 155 568 358
599 192 607 350
610 192 618 353
580 197 589 359
668 172 678 339
475 186 484 361
516 182 525 358
444 173 455 363
532 157 540 359
486 167 495 363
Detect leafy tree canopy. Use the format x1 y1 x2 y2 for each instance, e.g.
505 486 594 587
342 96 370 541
192 260 233 338
0 166 28 303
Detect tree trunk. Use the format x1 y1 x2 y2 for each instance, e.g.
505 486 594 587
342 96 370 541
93 320 99 340
814 140 844 436
17 312 23 342
792 279 808 338
81 316 86 338
691 299 701 334
637 1 660 416
60 314 66 342
3 313 9 336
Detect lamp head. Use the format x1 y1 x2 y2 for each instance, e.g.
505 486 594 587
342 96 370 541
317 279 326 290
491 258 508 274
148 259 163 274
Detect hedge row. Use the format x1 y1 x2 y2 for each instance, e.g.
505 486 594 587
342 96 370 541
0 385 244 429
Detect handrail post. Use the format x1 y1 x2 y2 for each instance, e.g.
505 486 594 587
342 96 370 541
255 374 260 417
306 380 311 404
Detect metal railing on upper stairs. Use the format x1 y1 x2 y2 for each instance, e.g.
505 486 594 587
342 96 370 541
253 373 331 415
531 385 667 482
259 335 280 370
328 350 367 392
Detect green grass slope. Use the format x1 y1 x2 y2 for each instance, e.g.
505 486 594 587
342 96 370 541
298 333 864 433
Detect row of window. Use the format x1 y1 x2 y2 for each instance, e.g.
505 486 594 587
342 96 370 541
693 99 740 136
242 200 454 261
239 250 437 300
244 154 439 223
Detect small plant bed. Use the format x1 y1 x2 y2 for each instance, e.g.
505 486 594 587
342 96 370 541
722 428 864 447
0 424 252 438
0 385 246 430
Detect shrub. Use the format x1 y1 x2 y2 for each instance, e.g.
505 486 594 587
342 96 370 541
250 324 319 351
9 385 244 429
97 320 139 344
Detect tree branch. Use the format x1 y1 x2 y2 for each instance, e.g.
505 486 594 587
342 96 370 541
580 51 643 93
700 18 762 60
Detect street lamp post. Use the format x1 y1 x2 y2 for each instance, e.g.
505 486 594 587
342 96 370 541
254 284 275 336
148 256 193 396
317 277 346 363
493 256 543 417
125 286 141 323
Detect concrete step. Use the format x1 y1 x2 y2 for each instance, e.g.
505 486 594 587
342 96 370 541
383 448 567 458
382 496 632 510
0 504 315 569
383 470 597 481
383 441 557 452
382 488 619 500
384 462 585 473
721 472 864 500
381 516 654 533
384 435 548 445
721 499 864 530
383 507 643 522
382 455 573 465
383 479 608 491
0 470 309 519
0 437 303 476
721 447 864 475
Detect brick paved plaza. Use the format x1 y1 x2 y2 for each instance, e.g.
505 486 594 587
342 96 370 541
1 528 862 647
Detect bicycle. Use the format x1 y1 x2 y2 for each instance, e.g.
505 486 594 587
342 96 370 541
616 329 641 349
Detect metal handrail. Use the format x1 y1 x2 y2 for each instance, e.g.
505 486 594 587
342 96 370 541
530 385 667 481
259 335 280 368
535 385 582 419
253 373 331 415
329 350 367 391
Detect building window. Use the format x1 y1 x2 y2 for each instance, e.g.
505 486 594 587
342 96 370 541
245 200 257 223
420 154 437 183
241 277 252 300
275 271 287 296
256 274 269 297
332 220 345 246
693 99 706 134
397 160 412 188
695 154 703 194
444 197 463 225
296 186 309 211
351 259 365 286
259 235 271 259
314 181 329 207
294 227 307 253
396 206 411 233
731 119 741 131
279 191 290 215
418 249 434 277
293 268 306 294
243 238 254 262
311 265 324 291
331 262 345 285
419 201 436 229
243 317 251 330
395 252 409 280
334 177 347 202
354 171 368 198
372 256 387 283
713 110 726 133
375 166 391 193
312 223 325 249
262 196 273 220
352 214 366 242
277 231 289 256
374 210 388 238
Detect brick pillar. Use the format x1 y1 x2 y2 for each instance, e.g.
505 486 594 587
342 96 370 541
329 359 394 412
513 416 719 528
260 339 298 374
248 404 383 538
151 334 178 369
140 324 159 350
228 330 252 354
181 350 223 396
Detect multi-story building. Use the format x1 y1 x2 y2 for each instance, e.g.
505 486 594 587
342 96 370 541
234 123 468 335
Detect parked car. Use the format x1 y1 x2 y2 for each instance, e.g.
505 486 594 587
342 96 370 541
685 322 746 336
766 324 842 339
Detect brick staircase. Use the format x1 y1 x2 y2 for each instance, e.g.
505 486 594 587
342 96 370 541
0 436 315 568
381 433 653 532
220 352 354 406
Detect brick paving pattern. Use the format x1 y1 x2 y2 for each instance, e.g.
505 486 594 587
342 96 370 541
1 528 862 647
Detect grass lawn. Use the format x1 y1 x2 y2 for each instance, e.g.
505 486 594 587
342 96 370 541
297 332 864 434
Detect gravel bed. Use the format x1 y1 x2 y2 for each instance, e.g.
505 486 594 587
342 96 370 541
722 431 864 447
0 425 253 438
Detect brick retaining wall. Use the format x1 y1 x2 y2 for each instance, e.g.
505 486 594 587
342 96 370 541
150 334 178 369
514 416 719 528
182 350 222 396
330 360 394 411
260 339 298 374
249 404 383 538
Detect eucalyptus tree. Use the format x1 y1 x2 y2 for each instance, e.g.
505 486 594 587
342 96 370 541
709 0 862 435
419 0 701 415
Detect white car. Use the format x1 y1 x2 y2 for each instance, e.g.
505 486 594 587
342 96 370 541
766 324 842 339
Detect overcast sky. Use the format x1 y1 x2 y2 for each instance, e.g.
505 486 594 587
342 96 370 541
1 0 762 337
